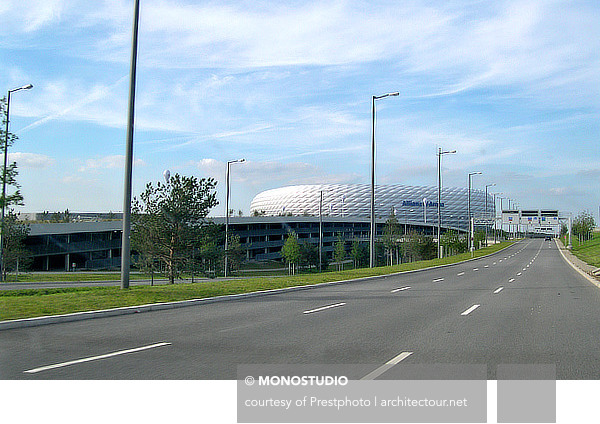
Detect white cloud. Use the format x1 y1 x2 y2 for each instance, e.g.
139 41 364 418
78 155 145 172
9 152 54 168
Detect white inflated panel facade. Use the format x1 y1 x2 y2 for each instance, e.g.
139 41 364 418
250 184 494 231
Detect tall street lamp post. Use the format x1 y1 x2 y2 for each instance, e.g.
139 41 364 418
437 148 456 258
484 183 495 246
224 158 245 277
491 192 501 244
121 0 141 290
370 92 398 268
1 83 33 282
498 196 506 238
468 171 482 253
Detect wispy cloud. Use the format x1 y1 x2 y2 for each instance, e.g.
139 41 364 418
19 76 129 133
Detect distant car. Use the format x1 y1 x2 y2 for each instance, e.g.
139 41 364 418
545 236 552 241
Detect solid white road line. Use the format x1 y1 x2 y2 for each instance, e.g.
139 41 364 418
24 342 172 374
493 287 504 294
457 272 465 276
391 286 411 293
303 303 346 314
432 278 444 282
461 304 480 316
360 351 414 380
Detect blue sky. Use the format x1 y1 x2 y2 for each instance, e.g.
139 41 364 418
1 0 599 219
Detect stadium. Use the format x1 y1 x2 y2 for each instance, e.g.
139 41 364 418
250 184 494 232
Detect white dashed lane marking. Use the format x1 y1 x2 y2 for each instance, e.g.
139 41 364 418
391 286 411 293
461 304 480 316
303 303 346 314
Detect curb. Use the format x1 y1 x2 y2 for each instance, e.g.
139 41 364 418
0 242 516 331
554 239 600 289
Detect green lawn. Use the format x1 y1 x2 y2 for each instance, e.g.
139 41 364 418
567 233 600 268
0 242 512 322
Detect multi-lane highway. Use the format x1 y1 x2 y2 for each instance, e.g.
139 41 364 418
2 238 600 379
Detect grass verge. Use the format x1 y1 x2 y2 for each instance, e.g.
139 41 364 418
0 241 512 322
563 233 600 268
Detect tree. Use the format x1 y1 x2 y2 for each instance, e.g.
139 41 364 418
403 231 437 262
333 233 346 271
195 224 224 278
572 211 595 241
383 210 401 265
2 210 30 280
473 230 486 250
0 97 24 210
131 173 219 284
226 234 243 274
440 230 468 256
300 242 318 271
350 241 368 268
281 231 301 275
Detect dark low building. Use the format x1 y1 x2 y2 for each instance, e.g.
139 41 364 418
25 221 122 271
22 215 451 271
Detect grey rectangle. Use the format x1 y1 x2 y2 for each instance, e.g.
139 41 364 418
497 365 556 423
237 364 487 423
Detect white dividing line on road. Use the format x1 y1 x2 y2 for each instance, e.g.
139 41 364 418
23 342 172 374
360 351 413 380
457 272 465 276
484 265 489 268
303 303 346 314
517 272 522 276
473 268 479 271
509 278 515 283
432 278 444 283
391 286 411 293
493 262 496 265
493 287 504 294
461 304 480 316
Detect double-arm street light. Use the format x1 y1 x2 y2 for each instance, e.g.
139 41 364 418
224 158 245 277
1 83 33 282
370 92 399 268
437 148 456 258
467 171 482 253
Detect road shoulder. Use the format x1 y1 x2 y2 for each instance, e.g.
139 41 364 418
555 238 600 289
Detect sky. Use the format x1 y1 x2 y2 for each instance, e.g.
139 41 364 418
0 0 599 220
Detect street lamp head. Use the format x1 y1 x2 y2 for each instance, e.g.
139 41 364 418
374 92 400 100
9 84 34 93
440 149 457 155
239 158 246 163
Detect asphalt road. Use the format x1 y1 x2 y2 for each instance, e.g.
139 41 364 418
2 238 599 380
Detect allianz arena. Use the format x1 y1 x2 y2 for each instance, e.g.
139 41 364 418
250 184 494 232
